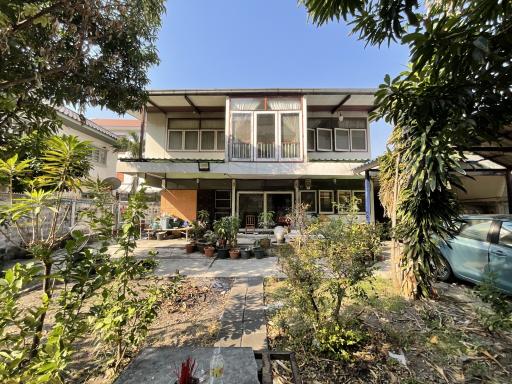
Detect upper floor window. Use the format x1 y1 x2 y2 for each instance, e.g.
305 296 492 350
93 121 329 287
308 117 368 152
230 97 302 161
90 146 107 165
167 119 224 152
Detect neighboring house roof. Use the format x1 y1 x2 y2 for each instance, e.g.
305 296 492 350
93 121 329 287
55 106 118 145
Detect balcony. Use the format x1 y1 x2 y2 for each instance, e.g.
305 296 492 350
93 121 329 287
229 98 302 162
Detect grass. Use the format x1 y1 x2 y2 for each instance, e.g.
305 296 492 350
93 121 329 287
265 274 512 383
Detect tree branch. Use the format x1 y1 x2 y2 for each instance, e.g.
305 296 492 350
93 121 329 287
4 1 67 35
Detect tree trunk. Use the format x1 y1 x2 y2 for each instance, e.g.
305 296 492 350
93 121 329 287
29 262 53 359
391 154 402 291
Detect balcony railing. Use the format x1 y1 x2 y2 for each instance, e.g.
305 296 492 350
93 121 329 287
231 141 300 160
232 141 251 159
281 142 300 159
257 142 275 159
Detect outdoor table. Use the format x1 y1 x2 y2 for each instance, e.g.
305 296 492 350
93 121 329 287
144 226 193 241
115 346 259 384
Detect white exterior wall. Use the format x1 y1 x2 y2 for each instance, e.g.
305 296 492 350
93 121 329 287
144 112 225 161
142 104 371 173
61 125 117 181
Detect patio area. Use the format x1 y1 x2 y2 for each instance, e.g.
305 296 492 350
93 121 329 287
109 237 284 279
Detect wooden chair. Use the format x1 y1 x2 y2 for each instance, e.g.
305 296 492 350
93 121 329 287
245 214 256 234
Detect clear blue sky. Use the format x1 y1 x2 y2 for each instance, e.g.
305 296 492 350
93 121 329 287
88 0 410 157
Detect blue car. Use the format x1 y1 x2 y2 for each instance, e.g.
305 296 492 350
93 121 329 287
437 215 512 294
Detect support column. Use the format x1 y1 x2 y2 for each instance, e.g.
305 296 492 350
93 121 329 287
506 169 512 214
364 170 371 223
231 179 236 217
294 179 299 208
138 106 146 159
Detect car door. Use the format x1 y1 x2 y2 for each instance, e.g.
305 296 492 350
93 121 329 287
488 220 512 293
445 218 493 283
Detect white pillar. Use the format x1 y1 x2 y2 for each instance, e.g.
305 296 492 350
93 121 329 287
231 179 236 217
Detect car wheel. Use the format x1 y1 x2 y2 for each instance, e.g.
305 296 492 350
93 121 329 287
436 258 453 282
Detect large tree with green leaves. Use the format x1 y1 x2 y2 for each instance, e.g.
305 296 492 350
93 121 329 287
300 0 512 297
0 0 165 153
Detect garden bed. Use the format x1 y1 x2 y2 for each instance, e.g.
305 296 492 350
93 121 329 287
265 276 512 383
14 277 232 383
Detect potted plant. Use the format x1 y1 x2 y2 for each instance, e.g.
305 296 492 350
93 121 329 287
197 209 210 227
204 245 215 257
192 220 208 252
213 217 230 259
240 247 252 259
258 211 275 249
226 216 240 259
252 241 266 259
185 242 195 253
174 356 199 384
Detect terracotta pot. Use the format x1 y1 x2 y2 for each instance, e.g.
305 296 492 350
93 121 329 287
229 248 240 259
204 246 215 257
185 243 196 253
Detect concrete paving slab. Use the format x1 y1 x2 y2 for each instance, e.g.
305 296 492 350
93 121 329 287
241 332 267 350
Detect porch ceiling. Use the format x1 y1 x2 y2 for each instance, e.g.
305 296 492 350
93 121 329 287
130 88 377 117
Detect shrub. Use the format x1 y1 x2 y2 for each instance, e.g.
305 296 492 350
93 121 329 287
314 323 365 361
475 273 512 331
276 198 379 361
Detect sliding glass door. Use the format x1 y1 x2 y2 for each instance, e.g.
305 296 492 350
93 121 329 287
237 191 294 228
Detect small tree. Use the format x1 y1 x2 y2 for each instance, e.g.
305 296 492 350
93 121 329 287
113 132 142 159
0 135 170 382
277 199 379 359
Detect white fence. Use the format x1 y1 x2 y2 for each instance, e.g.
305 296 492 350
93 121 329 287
0 193 160 249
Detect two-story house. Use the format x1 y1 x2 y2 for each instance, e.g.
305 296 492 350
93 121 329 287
118 88 376 227
57 106 118 183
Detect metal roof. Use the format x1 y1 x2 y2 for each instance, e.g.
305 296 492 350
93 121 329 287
470 126 512 169
129 88 377 118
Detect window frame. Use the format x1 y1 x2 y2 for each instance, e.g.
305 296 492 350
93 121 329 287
458 219 493 242
336 190 352 213
299 190 317 213
350 129 368 152
316 128 333 152
498 221 512 248
352 190 366 213
200 130 224 151
230 111 253 161
254 111 278 161
279 111 302 161
334 128 350 151
307 128 316 152
167 129 226 152
318 190 335 214
89 146 107 166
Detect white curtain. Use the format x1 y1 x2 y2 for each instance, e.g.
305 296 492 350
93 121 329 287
268 98 301 110
231 98 261 111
